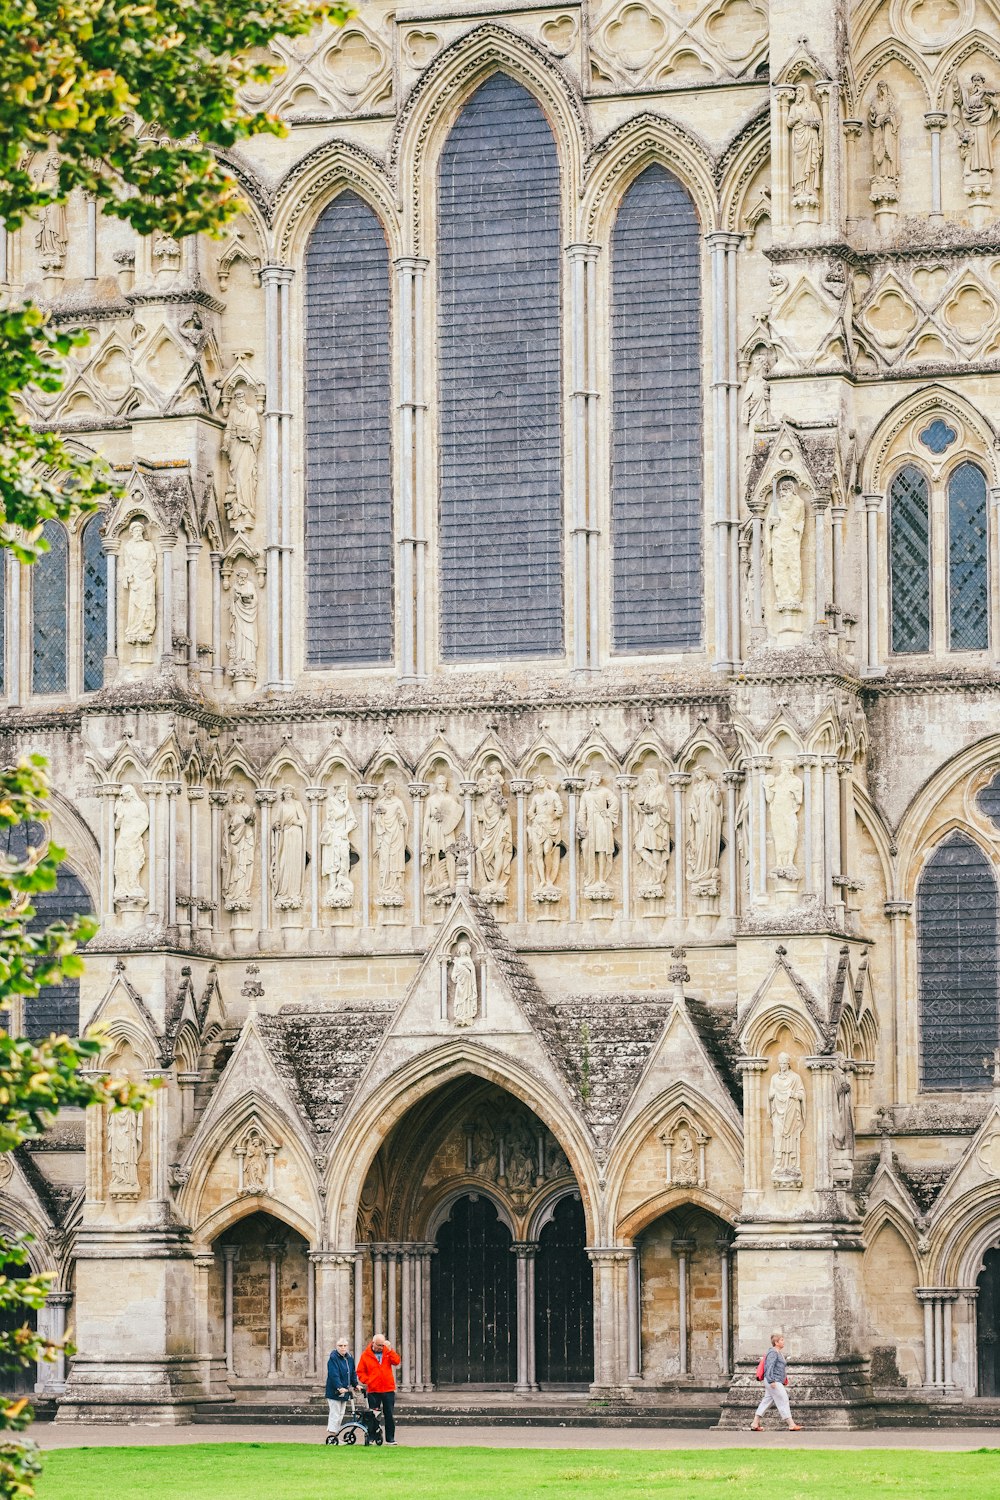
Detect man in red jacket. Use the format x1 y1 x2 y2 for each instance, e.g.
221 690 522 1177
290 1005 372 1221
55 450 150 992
356 1333 401 1445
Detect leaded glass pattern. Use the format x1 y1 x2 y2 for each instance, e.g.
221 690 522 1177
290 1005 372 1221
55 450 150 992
31 521 67 694
918 831 1000 1091
305 191 393 666
977 770 1000 831
3 821 93 1038
949 461 989 651
919 419 957 455
438 74 563 660
82 515 107 691
889 465 930 654
610 164 702 653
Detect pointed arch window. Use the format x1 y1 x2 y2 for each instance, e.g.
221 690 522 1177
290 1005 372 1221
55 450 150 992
917 830 1000 1090
304 190 393 666
82 514 107 691
0 819 93 1038
437 73 563 660
31 520 67 694
610 163 702 652
948 461 988 651
889 465 930 655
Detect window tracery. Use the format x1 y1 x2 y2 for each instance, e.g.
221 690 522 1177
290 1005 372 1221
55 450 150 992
31 520 68 695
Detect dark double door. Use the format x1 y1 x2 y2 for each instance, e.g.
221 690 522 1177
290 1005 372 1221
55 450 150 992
430 1192 593 1386
978 1247 1000 1396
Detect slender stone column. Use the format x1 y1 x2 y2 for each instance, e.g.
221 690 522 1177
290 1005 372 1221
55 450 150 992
210 550 223 686
98 784 119 921
718 1238 732 1377
256 789 276 942
419 1244 434 1390
261 265 295 689
706 233 742 669
307 1254 317 1376
921 1291 934 1386
625 1245 640 1380
165 781 182 930
567 243 601 670
668 773 690 921
799 754 817 896
266 1242 284 1377
924 113 947 221
805 1056 836 1191
459 780 479 859
185 539 200 672
400 1250 413 1392
862 494 885 677
209 791 227 937
587 1248 630 1392
373 1246 386 1334
387 1248 398 1350
750 757 771 901
353 1250 365 1360
38 1291 73 1394
159 536 176 668
187 786 205 928
8 553 20 707
883 900 913 1101
822 754 839 907
616 775 637 921
407 782 429 925
305 787 326 947
394 256 430 679
223 1246 238 1374
674 1238 694 1377
562 777 584 922
142 782 162 919
511 781 532 923
356 784 376 928
723 770 743 920
512 1242 540 1394
104 546 119 682
737 1057 769 1193
830 502 847 640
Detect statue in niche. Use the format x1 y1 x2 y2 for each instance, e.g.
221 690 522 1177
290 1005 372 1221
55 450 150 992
222 388 261 529
527 775 563 902
832 1052 855 1156
270 786 306 911
674 1128 698 1187
113 785 149 906
686 768 723 895
766 477 806 613
227 568 258 681
374 779 408 907
320 784 356 909
472 1118 500 1181
951 73 1000 196
121 520 157 645
764 760 803 874
734 783 752 896
450 938 479 1027
578 769 619 901
34 153 67 271
545 1138 570 1180
504 1117 536 1191
741 347 774 433
242 1128 268 1195
768 1052 806 1185
634 767 671 898
108 1107 142 1198
222 790 255 910
867 80 900 205
475 769 513 904
423 773 462 901
788 81 823 212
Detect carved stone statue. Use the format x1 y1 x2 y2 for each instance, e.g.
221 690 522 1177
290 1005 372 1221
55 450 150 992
475 769 513 904
686 768 723 894
674 1128 698 1187
243 1128 268 1195
227 568 258 682
451 938 479 1027
766 477 806 613
121 520 157 645
634 767 671 898
374 779 408 907
867 80 900 205
505 1118 535 1191
578 769 619 901
108 1107 142 1198
952 73 1000 198
320 784 356 909
35 153 67 271
788 81 823 215
741 347 774 433
832 1052 855 1156
222 389 261 528
270 786 306 911
768 1052 806 1185
113 785 149 907
764 759 804 873
423 773 462 900
472 1119 499 1180
222 790 255 910
527 775 563 902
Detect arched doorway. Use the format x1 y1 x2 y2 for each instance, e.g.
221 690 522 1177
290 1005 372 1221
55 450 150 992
536 1195 592 1385
0 1257 37 1397
635 1205 735 1385
215 1212 312 1383
977 1247 1000 1396
432 1195 516 1384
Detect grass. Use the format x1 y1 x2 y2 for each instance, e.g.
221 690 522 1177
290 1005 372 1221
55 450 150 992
36 1443 1000 1500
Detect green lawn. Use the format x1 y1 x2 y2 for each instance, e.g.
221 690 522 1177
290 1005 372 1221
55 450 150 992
37 1443 1000 1500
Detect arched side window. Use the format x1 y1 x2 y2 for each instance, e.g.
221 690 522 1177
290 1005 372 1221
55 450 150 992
917 830 999 1090
438 73 563 661
304 191 393 666
948 461 988 651
1 820 93 1039
31 521 67 694
889 465 931 655
82 514 107 691
610 164 702 652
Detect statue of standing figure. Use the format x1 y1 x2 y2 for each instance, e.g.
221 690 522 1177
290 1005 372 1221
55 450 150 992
374 779 408 907
764 759 804 874
108 1107 143 1198
766 477 806 614
686 768 724 895
222 389 261 529
788 81 823 213
952 73 1000 197
577 769 619 901
423 774 463 901
320 784 357 909
34 153 67 271
121 520 157 646
634 767 671 898
450 938 479 1028
113 785 149 907
227 567 258 682
527 775 563 903
221 790 255 910
476 769 513 904
270 787 306 911
768 1052 806 1186
867 80 900 205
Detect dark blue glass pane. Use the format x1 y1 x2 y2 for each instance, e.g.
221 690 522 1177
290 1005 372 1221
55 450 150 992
305 192 393 666
31 521 67 694
611 165 702 653
889 466 930 654
438 74 563 660
82 515 107 691
949 461 988 651
919 831 999 1090
1 822 92 1039
919 419 957 455
978 770 1000 831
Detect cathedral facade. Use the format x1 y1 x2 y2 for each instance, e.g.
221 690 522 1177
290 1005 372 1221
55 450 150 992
4 0 1000 1426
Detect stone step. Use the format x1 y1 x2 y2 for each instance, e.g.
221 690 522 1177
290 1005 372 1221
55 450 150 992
191 1397 725 1429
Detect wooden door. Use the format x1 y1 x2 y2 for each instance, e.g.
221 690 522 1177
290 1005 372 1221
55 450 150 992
535 1194 593 1384
432 1195 516 1384
978 1247 1000 1397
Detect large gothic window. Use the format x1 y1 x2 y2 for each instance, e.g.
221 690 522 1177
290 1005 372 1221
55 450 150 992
31 520 67 694
948 461 988 651
1 821 92 1038
438 73 563 660
917 830 1000 1090
304 191 393 666
889 465 931 655
610 164 702 652
82 514 107 691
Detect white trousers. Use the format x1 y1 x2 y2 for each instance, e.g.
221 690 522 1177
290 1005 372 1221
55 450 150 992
327 1398 347 1433
755 1382 792 1421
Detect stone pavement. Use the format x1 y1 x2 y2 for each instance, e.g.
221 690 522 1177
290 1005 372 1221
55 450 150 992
32 1422 1000 1451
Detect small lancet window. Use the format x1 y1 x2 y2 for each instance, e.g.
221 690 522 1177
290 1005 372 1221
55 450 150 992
888 465 930 655
948 461 989 652
31 521 68 694
82 514 107 691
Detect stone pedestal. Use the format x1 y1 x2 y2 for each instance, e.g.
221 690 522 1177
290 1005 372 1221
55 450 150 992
229 907 254 955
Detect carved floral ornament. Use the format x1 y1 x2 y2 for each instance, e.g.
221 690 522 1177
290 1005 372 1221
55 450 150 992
234 1119 280 1196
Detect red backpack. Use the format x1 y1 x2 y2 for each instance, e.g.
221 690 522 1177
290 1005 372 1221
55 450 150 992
755 1353 767 1381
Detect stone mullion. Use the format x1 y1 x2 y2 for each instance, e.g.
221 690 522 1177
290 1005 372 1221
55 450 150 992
511 780 532 924
357 784 377 928
616 775 637 921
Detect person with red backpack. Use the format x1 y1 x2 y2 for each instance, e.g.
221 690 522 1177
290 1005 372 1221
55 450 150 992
750 1330 802 1431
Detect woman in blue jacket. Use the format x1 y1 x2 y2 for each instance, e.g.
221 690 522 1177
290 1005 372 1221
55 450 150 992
325 1337 358 1438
